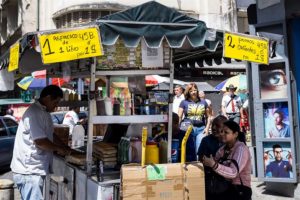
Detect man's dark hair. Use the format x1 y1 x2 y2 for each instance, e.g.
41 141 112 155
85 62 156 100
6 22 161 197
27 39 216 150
272 144 282 150
6 108 14 115
212 115 227 127
274 109 284 118
39 85 63 99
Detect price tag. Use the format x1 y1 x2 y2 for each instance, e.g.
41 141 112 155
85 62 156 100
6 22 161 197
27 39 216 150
8 42 20 72
38 27 103 64
224 31 269 65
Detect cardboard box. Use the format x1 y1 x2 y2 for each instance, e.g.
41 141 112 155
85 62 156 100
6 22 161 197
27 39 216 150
121 162 205 200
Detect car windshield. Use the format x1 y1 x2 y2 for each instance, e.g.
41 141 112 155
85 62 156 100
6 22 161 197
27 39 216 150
3 118 18 135
0 120 8 137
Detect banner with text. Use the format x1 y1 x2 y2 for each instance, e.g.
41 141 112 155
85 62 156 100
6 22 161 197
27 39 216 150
224 32 269 65
8 42 20 72
39 27 103 64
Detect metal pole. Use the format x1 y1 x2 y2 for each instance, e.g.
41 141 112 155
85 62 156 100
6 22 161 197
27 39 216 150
86 58 96 176
167 49 174 162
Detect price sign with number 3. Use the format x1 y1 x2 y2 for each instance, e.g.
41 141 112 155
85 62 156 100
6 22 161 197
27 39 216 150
38 27 103 64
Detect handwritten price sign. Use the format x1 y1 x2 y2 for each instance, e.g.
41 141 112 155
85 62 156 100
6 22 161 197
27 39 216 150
38 27 103 64
224 32 269 65
8 42 20 72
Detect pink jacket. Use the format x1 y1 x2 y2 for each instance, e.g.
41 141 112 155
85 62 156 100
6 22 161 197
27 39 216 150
214 141 251 187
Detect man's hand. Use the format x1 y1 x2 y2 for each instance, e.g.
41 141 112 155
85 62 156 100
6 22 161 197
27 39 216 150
55 145 72 156
203 154 215 168
35 138 71 156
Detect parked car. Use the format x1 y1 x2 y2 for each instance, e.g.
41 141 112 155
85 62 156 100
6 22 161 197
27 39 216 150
0 116 18 170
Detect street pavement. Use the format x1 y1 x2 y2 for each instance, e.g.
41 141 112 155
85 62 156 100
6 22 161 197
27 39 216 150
0 171 298 200
251 177 296 200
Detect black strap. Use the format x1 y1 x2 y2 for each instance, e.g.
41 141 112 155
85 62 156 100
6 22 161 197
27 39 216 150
219 158 244 186
226 98 234 109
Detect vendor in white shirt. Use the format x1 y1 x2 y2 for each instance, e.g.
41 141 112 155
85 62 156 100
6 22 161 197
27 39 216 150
63 106 86 135
10 85 72 200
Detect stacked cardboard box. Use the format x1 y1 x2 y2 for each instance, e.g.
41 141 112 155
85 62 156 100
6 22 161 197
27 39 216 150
121 162 205 200
93 142 118 168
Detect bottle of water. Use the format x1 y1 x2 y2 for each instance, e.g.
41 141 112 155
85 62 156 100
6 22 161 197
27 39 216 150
72 123 85 148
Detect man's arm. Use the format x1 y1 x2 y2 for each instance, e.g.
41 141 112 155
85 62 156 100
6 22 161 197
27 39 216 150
34 138 71 156
178 107 184 125
221 97 228 118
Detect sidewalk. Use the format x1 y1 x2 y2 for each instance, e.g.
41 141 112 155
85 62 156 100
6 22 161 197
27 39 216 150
1 171 299 200
251 177 297 200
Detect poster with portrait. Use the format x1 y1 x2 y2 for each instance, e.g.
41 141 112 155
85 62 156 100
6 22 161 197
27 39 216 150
259 63 287 99
263 142 293 179
263 102 290 138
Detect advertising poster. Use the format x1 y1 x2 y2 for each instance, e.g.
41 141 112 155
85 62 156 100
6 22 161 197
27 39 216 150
263 142 293 179
260 63 287 99
263 102 289 138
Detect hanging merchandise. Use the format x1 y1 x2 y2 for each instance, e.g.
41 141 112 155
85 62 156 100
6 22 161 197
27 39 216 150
0 69 14 91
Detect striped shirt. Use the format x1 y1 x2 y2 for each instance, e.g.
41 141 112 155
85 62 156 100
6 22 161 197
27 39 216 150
214 141 251 187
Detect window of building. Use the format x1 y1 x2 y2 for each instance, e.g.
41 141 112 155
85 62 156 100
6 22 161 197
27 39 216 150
67 13 72 27
54 9 123 29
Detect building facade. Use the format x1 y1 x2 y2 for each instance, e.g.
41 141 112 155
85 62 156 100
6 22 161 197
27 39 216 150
0 0 250 53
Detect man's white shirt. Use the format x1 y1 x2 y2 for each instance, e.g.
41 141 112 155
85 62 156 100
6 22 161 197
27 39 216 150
10 101 54 175
173 94 185 114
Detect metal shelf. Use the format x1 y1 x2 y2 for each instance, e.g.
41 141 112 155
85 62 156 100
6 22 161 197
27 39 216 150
92 115 168 124
95 69 170 76
58 101 88 107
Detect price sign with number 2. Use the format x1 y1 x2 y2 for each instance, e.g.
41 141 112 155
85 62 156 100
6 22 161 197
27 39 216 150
38 27 103 64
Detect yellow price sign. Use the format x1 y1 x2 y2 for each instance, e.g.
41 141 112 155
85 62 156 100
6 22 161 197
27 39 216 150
224 32 269 65
8 42 20 72
38 27 103 64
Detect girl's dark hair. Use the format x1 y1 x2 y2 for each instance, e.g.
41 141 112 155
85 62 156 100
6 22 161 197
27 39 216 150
183 83 199 101
223 120 246 144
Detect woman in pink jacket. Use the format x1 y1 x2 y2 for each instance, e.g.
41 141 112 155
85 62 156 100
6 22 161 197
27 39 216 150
203 120 252 200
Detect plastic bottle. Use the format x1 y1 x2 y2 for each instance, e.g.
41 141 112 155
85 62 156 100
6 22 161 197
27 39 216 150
69 92 74 101
104 97 113 115
144 99 150 115
146 141 159 164
113 98 120 115
74 93 79 101
72 123 85 148
64 90 69 101
117 138 124 164
125 98 131 115
159 140 168 164
171 139 180 163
